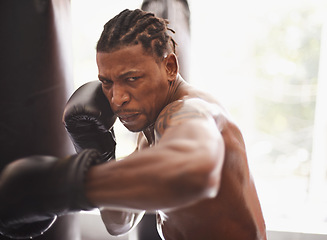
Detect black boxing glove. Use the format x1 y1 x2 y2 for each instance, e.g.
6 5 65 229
0 149 101 239
63 81 117 163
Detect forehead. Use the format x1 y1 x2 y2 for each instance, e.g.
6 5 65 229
96 44 161 75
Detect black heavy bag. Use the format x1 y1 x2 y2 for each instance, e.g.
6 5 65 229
0 0 78 239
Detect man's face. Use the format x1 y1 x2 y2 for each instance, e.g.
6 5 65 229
96 44 171 132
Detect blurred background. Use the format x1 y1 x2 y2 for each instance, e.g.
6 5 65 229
70 0 327 239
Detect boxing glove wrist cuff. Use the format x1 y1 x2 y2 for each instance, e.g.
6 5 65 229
70 148 103 211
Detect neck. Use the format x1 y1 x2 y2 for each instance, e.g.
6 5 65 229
143 74 185 145
164 74 185 106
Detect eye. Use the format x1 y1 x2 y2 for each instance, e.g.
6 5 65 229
99 78 113 86
126 77 140 82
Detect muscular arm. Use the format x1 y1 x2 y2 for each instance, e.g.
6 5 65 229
86 98 225 211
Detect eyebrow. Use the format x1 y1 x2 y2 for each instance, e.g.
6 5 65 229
98 70 142 82
98 75 110 81
118 70 142 79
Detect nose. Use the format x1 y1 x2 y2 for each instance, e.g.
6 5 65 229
111 84 129 107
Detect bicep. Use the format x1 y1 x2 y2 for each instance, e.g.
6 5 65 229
155 99 224 156
154 99 225 185
153 101 225 204
156 114 224 168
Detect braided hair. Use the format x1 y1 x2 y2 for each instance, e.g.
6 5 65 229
96 9 176 60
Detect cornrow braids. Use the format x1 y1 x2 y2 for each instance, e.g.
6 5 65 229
96 9 176 60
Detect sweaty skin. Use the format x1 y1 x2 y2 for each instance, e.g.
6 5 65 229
86 44 266 240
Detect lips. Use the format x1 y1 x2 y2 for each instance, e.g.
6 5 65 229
117 112 140 124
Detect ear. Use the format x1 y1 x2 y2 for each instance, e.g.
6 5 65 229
164 53 179 81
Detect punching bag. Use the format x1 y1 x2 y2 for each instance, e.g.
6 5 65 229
0 0 79 239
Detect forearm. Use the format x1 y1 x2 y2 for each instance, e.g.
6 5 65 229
85 129 222 211
100 208 144 236
85 151 172 211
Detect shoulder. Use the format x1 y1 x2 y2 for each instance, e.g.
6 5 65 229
155 97 227 139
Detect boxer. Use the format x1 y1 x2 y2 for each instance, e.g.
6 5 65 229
64 9 267 240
